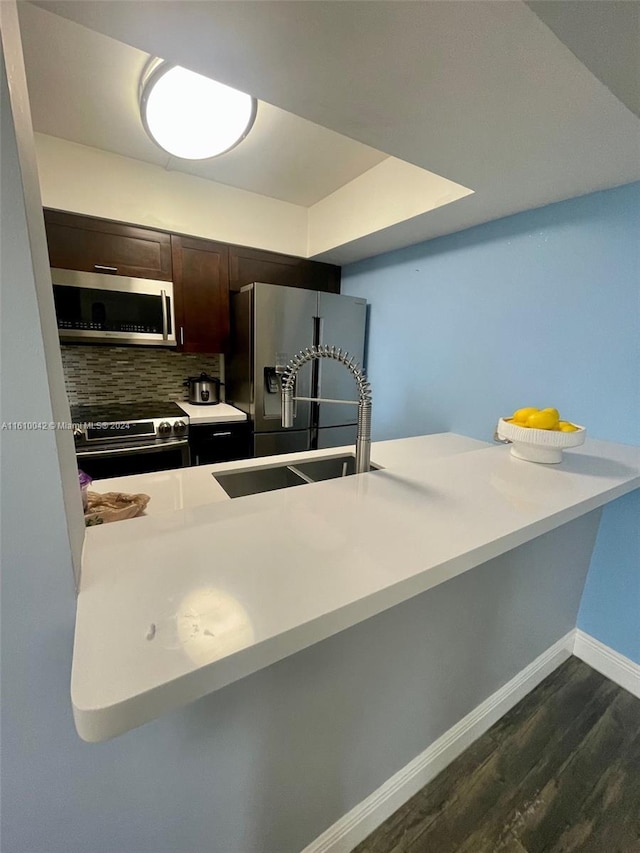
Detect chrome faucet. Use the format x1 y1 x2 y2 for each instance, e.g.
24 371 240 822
280 345 372 474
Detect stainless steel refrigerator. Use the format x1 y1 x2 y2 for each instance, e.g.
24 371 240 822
227 282 367 457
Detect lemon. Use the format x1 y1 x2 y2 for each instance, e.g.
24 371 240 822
512 407 538 425
542 407 560 422
558 421 579 432
526 411 558 430
539 407 560 429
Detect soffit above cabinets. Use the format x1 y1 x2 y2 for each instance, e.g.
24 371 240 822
22 1 640 264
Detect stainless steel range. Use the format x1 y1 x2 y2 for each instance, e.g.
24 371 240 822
71 401 190 480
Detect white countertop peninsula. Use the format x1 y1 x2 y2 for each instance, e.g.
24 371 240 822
74 433 640 742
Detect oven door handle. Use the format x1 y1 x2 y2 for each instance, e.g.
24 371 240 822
161 289 169 341
77 439 188 458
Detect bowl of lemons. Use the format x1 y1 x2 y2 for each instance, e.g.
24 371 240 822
496 407 586 464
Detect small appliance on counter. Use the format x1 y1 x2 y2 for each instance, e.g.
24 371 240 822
70 401 190 479
183 373 223 405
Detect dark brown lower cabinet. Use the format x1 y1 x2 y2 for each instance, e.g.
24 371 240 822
171 235 230 353
189 422 252 465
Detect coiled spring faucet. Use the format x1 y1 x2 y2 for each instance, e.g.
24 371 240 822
280 345 372 474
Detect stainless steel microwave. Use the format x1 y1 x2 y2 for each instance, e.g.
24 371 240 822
51 268 177 346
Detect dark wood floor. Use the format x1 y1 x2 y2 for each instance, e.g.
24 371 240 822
354 657 640 853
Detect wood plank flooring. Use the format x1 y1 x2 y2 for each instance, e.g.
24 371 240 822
353 657 640 853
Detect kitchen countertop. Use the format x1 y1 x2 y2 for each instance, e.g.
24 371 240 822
73 433 640 742
176 401 247 424
85 433 488 515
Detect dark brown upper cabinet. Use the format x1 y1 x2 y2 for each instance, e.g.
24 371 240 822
229 245 340 294
44 210 172 281
171 235 230 354
43 210 341 354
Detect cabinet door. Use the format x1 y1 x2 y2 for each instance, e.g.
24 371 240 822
229 245 340 294
172 235 230 353
189 422 252 465
44 210 172 280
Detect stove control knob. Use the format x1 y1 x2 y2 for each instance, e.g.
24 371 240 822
173 420 187 436
158 421 172 437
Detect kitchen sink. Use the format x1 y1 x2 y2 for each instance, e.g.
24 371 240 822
213 465 308 499
213 454 379 499
294 455 379 481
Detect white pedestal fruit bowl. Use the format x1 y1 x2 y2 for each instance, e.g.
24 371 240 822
496 418 586 464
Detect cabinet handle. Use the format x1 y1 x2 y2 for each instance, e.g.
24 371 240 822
180 326 184 346
161 290 168 340
94 264 118 273
212 431 232 437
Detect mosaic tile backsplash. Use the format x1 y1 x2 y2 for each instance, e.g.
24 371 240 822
61 345 222 406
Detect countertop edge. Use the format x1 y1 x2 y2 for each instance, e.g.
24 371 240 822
71 454 639 742
176 401 247 424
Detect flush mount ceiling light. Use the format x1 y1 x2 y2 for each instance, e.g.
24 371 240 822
140 62 257 160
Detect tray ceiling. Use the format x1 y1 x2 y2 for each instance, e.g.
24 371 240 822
18 2 388 207
22 0 640 264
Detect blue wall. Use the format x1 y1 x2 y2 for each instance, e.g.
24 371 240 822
343 182 640 663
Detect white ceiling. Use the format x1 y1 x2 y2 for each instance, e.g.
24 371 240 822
24 0 640 264
526 1 640 118
18 2 388 207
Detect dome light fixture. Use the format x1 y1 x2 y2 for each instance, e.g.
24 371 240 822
140 62 257 160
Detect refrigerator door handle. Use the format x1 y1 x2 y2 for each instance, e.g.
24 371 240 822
311 315 322 448
314 316 323 398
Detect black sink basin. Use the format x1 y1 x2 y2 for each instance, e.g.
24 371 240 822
213 454 379 499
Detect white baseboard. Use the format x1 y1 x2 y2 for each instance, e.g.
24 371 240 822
573 630 640 699
302 631 574 853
